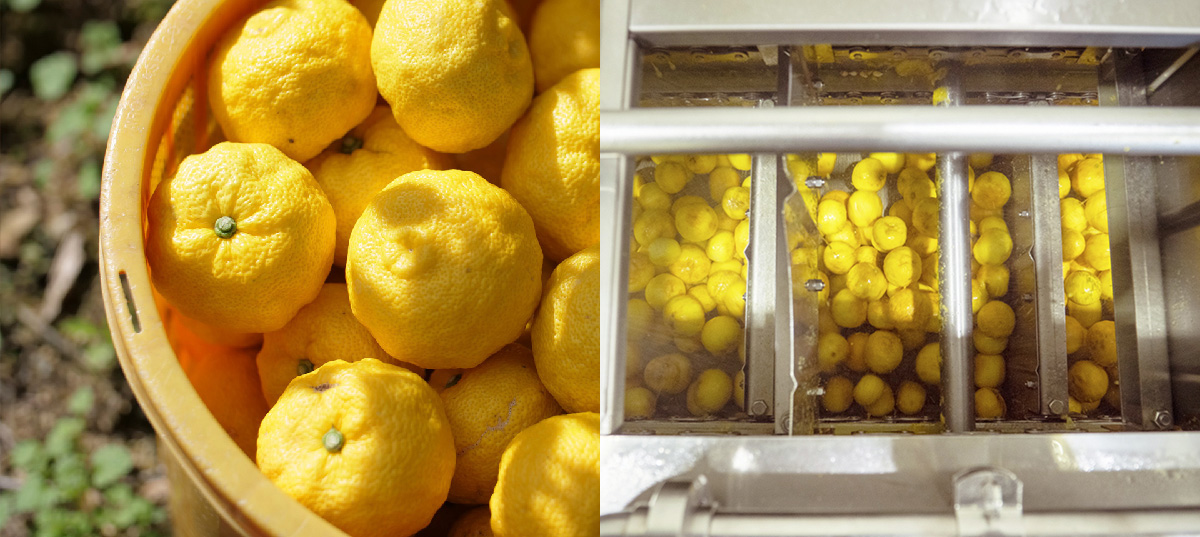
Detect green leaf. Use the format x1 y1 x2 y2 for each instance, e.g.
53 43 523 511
67 387 94 416
92 95 119 141
90 445 133 489
13 474 55 513
33 508 93 537
6 0 40 13
11 440 48 474
43 418 85 459
33 159 54 190
79 21 122 75
0 69 13 96
57 317 101 344
47 101 90 143
51 453 88 502
0 494 14 529
29 52 77 101
78 159 101 201
82 341 115 372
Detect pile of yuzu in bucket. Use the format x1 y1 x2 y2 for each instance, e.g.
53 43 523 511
145 0 599 535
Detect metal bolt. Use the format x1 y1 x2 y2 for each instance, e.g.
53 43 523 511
1023 293 1034 302
1018 210 1030 218
1048 399 1066 415
805 177 826 189
805 279 826 292
1025 381 1037 389
1154 410 1173 429
750 400 768 416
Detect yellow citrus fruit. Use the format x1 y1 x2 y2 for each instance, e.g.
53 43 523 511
348 169 542 369
1066 270 1102 306
976 264 1009 298
1058 168 1071 199
1058 153 1083 172
683 154 718 175
633 209 676 246
867 298 894 330
668 244 711 285
975 388 1006 419
168 314 268 459
1065 314 1086 354
653 161 691 194
823 241 856 275
915 342 941 385
491 412 598 537
871 216 908 252
846 262 887 301
869 152 906 174
907 233 938 258
637 182 671 211
643 353 691 395
911 197 940 236
977 216 1007 235
1084 191 1109 233
899 328 927 352
1069 360 1109 403
628 253 654 294
851 157 887 191
976 300 1016 338
882 246 922 288
721 279 747 319
853 374 886 407
308 106 452 266
847 190 883 228
644 273 685 310
372 0 532 153
701 315 742 356
675 202 719 243
256 283 420 405
889 200 914 226
1061 198 1088 232
734 220 750 260
968 153 994 171
865 330 903 374
502 68 599 261
864 383 895 417
528 0 598 92
532 245 599 413
705 230 736 263
1069 299 1103 328
448 506 494 537
726 154 752 170
708 167 742 202
822 376 854 413
147 142 335 333
896 381 927 415
817 198 849 236
686 369 733 416
971 279 988 314
688 285 717 314
258 359 454 537
706 270 742 304
626 299 653 341
442 344 563 504
1084 233 1111 271
844 332 869 372
721 186 751 220
663 295 706 337
830 289 868 329
1071 157 1105 198
971 171 1010 210
647 237 681 267
1062 229 1086 262
896 167 925 202
1086 320 1118 367
973 228 1013 266
974 332 1007 355
889 288 931 331
817 331 850 372
853 245 880 267
1099 270 1114 301
208 0 376 163
906 153 935 171
974 353 1005 388
625 386 657 419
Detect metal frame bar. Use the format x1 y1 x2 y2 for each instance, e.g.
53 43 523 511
627 0 1200 48
600 106 1200 156
1099 50 1176 430
745 148 779 426
1030 155 1071 417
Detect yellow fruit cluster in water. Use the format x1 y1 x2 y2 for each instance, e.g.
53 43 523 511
803 152 1015 422
626 154 753 420
1057 154 1120 415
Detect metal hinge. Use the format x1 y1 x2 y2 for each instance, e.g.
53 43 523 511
954 467 1025 537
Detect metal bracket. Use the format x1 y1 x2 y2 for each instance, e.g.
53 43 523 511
644 477 714 537
954 467 1025 537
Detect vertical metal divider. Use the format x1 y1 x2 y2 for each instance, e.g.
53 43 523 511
745 123 780 427
1029 155 1070 417
1099 49 1175 430
599 0 641 436
935 61 975 432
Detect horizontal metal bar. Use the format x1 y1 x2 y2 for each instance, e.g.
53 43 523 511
629 0 1200 48
600 106 1200 156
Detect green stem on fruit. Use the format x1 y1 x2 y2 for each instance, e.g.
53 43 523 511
340 135 363 154
297 359 315 376
323 427 344 453
214 216 237 239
